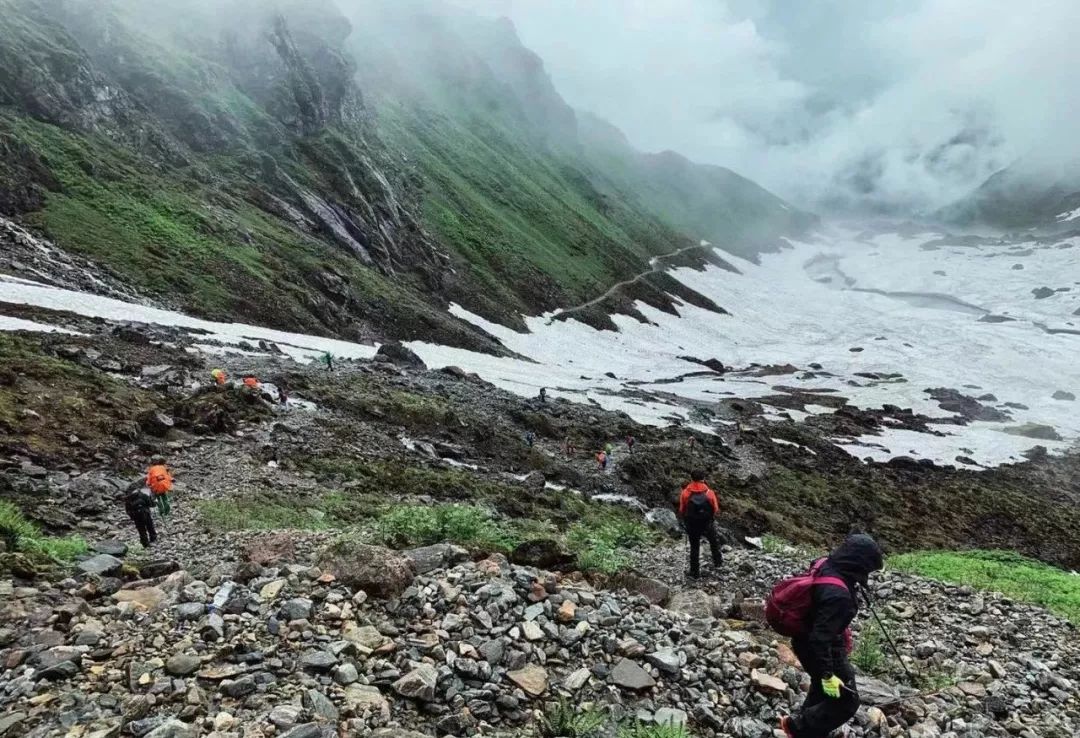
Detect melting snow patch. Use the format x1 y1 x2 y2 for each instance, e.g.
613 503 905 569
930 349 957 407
0 315 82 335
1056 207 1080 222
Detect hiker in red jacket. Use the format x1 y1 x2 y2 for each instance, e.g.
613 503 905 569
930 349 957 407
677 470 721 578
780 534 884 738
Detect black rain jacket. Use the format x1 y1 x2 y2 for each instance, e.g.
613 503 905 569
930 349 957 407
801 534 884 675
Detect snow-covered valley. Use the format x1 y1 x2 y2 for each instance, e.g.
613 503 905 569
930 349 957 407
1 225 1077 468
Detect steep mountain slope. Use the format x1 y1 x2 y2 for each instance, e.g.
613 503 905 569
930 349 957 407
0 0 809 343
938 157 1080 232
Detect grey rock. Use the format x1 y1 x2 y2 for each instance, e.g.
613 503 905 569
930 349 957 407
175 602 205 621
280 597 313 621
646 647 682 676
77 554 123 577
221 676 256 698
91 540 128 557
165 654 201 676
302 688 338 722
405 543 470 574
610 658 656 691
300 650 337 672
143 720 198 738
393 664 438 701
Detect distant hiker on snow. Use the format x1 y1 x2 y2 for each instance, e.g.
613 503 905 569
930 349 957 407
211 368 227 386
277 385 289 406
123 487 156 548
677 470 721 578
322 352 334 372
772 534 885 738
538 387 547 403
146 459 174 521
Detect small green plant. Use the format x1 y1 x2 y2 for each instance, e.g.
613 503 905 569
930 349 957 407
376 504 517 553
761 534 790 554
537 698 605 738
851 621 886 674
0 501 88 563
197 499 333 531
618 721 691 738
566 517 653 574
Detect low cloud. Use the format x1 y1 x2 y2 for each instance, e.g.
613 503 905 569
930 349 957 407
463 0 1080 214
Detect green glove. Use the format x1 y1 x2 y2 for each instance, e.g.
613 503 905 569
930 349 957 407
821 674 844 699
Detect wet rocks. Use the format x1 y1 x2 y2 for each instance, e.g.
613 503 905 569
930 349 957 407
374 341 427 369
404 543 469 575
393 664 438 701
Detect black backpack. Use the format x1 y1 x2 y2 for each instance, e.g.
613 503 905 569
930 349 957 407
686 489 714 521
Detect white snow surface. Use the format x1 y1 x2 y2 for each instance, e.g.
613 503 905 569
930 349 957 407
0 225 1077 468
1056 206 1080 222
0 276 379 362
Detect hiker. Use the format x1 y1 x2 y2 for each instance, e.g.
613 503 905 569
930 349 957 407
604 441 614 459
146 459 174 520
778 534 885 738
242 375 260 390
277 385 289 406
538 387 547 403
596 450 608 471
626 435 636 454
322 352 334 372
211 368 227 386
564 437 574 457
525 431 535 449
677 470 721 578
123 487 156 548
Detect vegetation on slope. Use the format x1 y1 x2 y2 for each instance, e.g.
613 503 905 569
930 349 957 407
890 550 1080 623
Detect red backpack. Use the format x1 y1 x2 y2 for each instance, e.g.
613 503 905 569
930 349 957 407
765 558 849 637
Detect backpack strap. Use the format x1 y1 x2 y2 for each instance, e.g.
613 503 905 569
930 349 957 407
808 558 849 591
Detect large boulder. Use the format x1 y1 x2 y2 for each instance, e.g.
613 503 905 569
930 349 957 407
242 532 296 567
405 543 470 575
316 540 415 599
611 573 671 605
374 342 427 370
666 589 721 619
510 539 575 570
77 554 123 577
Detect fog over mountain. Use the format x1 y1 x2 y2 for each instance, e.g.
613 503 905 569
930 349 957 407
465 0 1080 215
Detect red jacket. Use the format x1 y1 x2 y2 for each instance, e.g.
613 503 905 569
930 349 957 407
678 481 719 517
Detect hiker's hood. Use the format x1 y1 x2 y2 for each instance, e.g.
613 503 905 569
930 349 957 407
827 534 884 586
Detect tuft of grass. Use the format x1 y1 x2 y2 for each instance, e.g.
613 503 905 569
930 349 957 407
376 503 517 553
0 501 87 563
889 550 1080 624
537 698 606 738
619 721 692 738
851 621 886 674
197 499 334 532
567 517 654 575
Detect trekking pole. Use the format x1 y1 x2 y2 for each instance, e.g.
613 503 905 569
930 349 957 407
862 590 917 685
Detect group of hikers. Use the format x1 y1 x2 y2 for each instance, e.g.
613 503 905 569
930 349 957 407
678 469 884 738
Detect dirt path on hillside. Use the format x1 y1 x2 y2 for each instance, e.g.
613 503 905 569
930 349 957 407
546 243 710 324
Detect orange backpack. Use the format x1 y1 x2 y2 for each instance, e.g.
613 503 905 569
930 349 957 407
147 465 173 495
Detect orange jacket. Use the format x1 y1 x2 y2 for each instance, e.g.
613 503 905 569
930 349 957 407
678 481 719 517
147 465 173 495
211 369 227 385
243 377 259 389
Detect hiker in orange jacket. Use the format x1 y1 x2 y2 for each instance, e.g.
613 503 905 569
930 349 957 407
211 368 227 386
146 458 174 520
678 470 722 577
242 375 260 389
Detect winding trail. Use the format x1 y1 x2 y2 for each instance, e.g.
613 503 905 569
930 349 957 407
546 243 710 325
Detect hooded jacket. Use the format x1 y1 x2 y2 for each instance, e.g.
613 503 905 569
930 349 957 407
801 534 884 675
678 481 719 519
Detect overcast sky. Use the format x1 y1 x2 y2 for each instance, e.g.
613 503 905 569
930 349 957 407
461 0 1080 214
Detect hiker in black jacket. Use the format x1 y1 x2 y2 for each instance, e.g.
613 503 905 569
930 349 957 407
124 488 157 548
781 534 884 738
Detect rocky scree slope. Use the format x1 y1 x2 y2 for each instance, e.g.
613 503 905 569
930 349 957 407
0 534 1077 738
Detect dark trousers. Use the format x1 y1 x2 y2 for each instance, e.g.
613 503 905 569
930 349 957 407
686 519 722 576
789 638 859 738
131 510 157 547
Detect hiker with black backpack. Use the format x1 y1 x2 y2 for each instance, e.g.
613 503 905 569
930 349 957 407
767 534 885 738
677 470 722 578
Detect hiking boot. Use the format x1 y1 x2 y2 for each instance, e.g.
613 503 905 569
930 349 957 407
779 716 796 738
685 570 700 579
